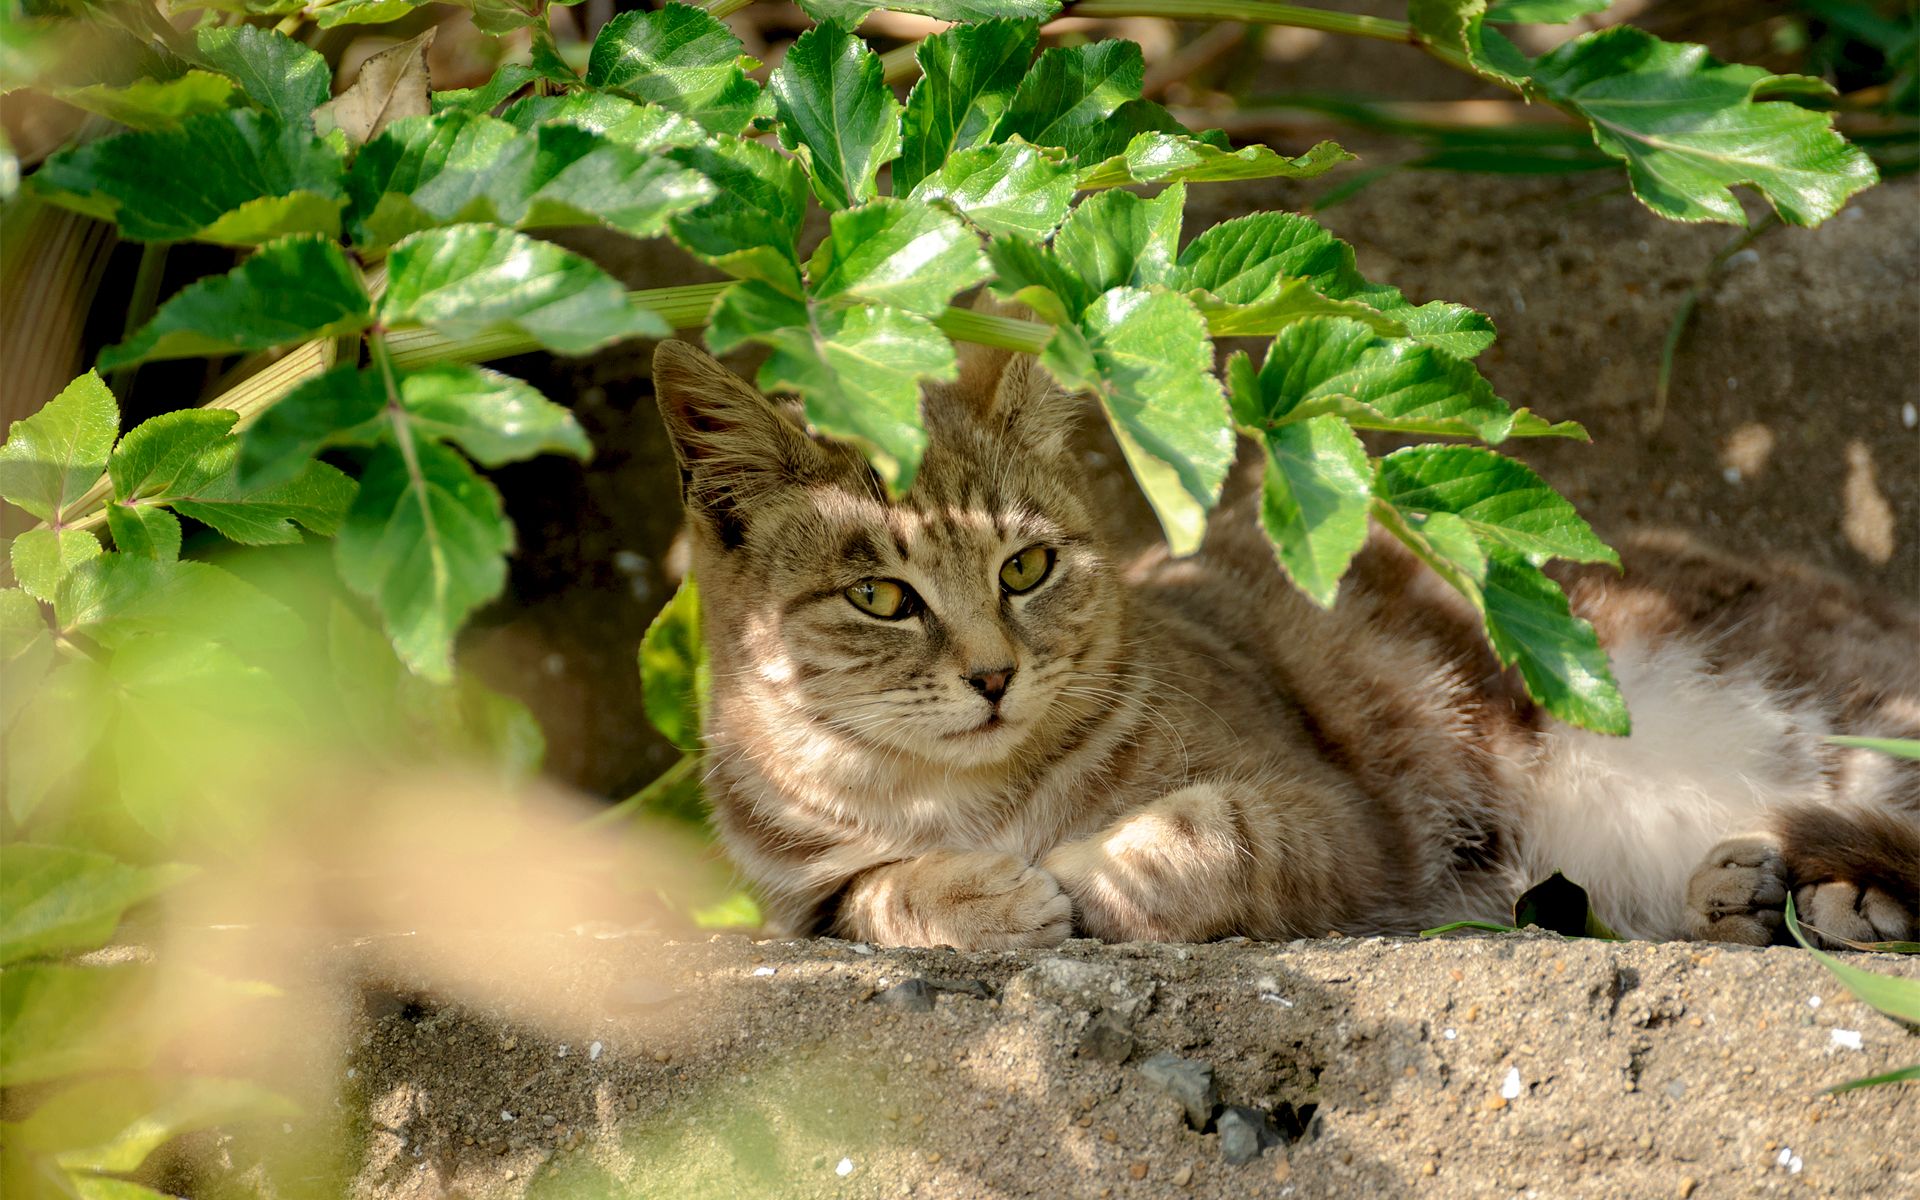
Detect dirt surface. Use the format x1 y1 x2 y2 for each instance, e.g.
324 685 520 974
215 932 1917 1199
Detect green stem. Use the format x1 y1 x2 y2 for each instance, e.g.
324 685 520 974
702 0 756 18
1070 0 1415 44
107 241 171 399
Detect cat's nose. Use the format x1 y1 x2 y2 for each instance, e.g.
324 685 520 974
965 666 1015 706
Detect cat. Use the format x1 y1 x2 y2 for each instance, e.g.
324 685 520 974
649 335 1920 951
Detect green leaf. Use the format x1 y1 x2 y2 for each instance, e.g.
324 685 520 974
513 122 716 241
54 71 237 130
4 1075 296 1174
708 284 951 491
238 366 387 487
500 92 707 151
1050 288 1231 556
807 198 989 317
392 363 593 466
0 964 156 1087
666 137 810 293
169 451 357 545
1827 736 1920 761
769 21 900 210
585 3 763 136
1484 0 1611 21
1825 1064 1920 1094
797 0 1059 23
344 111 522 247
109 409 238 501
56 555 304 653
1786 893 1920 1025
1052 184 1184 300
1411 0 1535 89
99 235 371 370
0 588 53 732
994 39 1144 156
334 440 513 681
896 19 1039 196
379 224 667 356
0 845 195 966
314 29 435 148
433 63 538 116
640 575 706 751
1374 444 1617 565
30 110 345 244
1192 278 1404 339
1480 554 1627 733
1077 134 1353 189
1528 26 1880 226
1251 413 1373 608
0 370 118 523
314 0 428 26
908 138 1077 239
5 656 110 823
106 504 183 561
11 527 103 604
1510 870 1621 939
1231 318 1577 443
195 24 329 126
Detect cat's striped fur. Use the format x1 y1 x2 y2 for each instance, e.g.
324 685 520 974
651 337 1920 950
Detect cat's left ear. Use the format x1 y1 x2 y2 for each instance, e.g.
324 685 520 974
987 352 1083 460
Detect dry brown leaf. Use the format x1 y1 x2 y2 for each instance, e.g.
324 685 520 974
316 28 437 148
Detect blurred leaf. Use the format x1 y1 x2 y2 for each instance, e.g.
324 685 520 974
806 198 989 316
1826 1064 1920 1094
692 890 763 929
666 137 809 293
54 71 237 130
1374 445 1616 565
1828 736 1920 760
1 588 54 730
393 363 593 466
379 225 667 356
1483 0 1612 23
0 845 195 966
1047 288 1231 557
514 123 715 240
195 24 329 126
1246 408 1372 609
31 110 345 244
0 964 156 1087
11 527 104 603
908 138 1077 239
708 285 951 491
1421 919 1519 936
770 21 900 210
1786 894 1920 1024
0 369 118 523
314 0 429 26
994 39 1144 156
1078 134 1352 189
98 235 371 370
798 0 1058 22
334 440 512 682
640 575 706 751
315 29 435 148
585 3 763 135
5 658 110 823
56 554 304 653
5 1074 295 1173
896 19 1039 195
1192 278 1402 339
1511 870 1621 938
105 505 182 561
1529 26 1880 226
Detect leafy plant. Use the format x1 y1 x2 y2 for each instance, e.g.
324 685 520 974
1785 893 1920 1093
1421 870 1622 939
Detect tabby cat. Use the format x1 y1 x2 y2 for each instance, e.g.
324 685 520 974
650 336 1920 950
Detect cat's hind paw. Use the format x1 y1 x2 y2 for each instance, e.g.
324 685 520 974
1685 833 1788 946
1793 879 1916 947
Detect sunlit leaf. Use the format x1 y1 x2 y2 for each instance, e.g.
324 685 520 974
908 138 1077 239
666 137 810 293
1240 402 1372 608
0 370 118 523
1052 185 1184 298
105 505 182 561
896 19 1039 196
994 39 1145 156
797 0 1059 22
0 845 195 966
0 964 156 1087
806 198 989 317
391 363 593 467
56 554 303 653
585 3 763 135
640 575 706 751
11 527 103 603
1077 134 1352 189
1374 444 1617 566
769 21 900 210
54 71 236 130
195 24 329 126
237 366 386 487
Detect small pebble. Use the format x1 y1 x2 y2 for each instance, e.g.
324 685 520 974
1500 1067 1522 1100
1830 1029 1862 1050
835 1157 854 1177
1129 1161 1149 1180
1678 1178 1699 1198
1172 1165 1192 1187
752 966 777 978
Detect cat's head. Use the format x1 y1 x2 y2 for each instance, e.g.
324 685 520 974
652 338 1120 768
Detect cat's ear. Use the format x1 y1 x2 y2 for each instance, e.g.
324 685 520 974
987 351 1082 460
652 340 829 548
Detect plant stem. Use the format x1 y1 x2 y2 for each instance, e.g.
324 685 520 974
1070 0 1415 45
1648 213 1778 433
107 240 171 399
702 0 756 19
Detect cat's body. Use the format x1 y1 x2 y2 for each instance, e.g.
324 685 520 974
652 338 1920 951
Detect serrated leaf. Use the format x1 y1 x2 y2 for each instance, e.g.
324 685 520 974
1411 0 1535 89
195 24 329 126
344 111 522 247
1053 184 1184 299
55 554 303 652
433 63 538 116
514 122 715 240
1529 26 1879 226
0 370 118 523
106 504 183 561
1192 278 1404 339
909 138 1077 239
1374 444 1617 565
797 0 1059 22
896 19 1039 196
1078 134 1352 189
110 409 238 500
769 21 900 210
4 1075 295 1174
30 109 344 244
1482 554 1627 732
334 440 512 681
99 235 371 370
500 92 707 151
11 527 103 603
379 224 667 356
640 574 706 751
585 3 762 136
0 845 194 966
55 71 237 130
707 283 951 491
315 29 434 148
994 40 1144 155
984 234 1092 324
807 198 989 317
394 363 593 466
314 0 427 27
237 366 386 487
1254 413 1372 607
1484 0 1611 21
1049 288 1231 556
170 449 357 545
666 137 809 293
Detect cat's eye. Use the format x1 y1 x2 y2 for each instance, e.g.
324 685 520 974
999 546 1055 594
846 578 914 619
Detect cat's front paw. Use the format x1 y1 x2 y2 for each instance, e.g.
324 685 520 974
1685 833 1789 945
1793 879 1916 947
839 851 1072 950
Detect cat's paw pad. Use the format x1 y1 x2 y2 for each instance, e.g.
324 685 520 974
1686 834 1788 945
920 854 1072 950
1793 880 1916 947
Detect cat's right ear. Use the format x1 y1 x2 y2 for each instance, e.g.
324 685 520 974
652 340 827 549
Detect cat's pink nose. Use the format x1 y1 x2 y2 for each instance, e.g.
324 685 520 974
966 666 1015 706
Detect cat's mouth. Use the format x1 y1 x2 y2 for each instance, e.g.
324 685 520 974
947 713 1017 739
